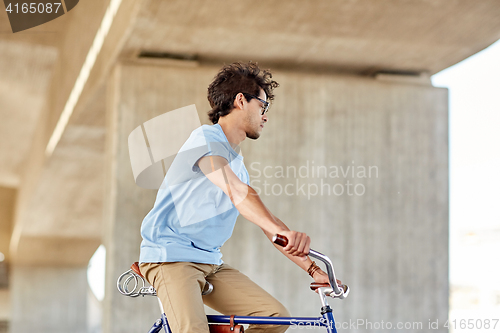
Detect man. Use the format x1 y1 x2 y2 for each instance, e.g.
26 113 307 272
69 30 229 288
139 62 331 333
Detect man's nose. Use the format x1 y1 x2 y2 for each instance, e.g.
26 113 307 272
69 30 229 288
262 113 268 122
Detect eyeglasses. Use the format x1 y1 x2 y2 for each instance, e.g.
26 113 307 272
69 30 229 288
242 93 270 115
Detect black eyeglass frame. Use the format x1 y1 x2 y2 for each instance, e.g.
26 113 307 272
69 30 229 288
241 93 270 115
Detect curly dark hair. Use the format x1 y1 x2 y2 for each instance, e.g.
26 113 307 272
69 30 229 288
207 62 279 124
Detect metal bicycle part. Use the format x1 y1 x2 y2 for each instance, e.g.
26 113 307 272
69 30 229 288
117 269 155 297
272 234 349 300
308 249 349 299
317 287 331 308
202 281 214 295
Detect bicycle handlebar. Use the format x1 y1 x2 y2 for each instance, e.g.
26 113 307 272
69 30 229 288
272 234 349 299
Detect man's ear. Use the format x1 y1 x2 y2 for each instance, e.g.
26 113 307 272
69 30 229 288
233 92 245 110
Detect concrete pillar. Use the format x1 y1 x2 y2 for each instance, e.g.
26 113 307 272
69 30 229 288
223 72 449 332
102 62 212 333
102 62 448 333
9 265 88 333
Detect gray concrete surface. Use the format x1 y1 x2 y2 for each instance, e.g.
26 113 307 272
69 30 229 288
9 266 88 333
223 71 449 332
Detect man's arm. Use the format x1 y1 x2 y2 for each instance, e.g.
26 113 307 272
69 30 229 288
260 212 332 285
197 155 310 257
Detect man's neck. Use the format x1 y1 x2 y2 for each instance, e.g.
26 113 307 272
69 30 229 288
218 117 246 148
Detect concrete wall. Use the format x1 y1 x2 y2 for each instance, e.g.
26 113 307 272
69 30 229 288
103 62 448 332
223 71 449 331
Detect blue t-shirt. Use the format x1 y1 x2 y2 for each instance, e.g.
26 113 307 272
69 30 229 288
139 124 250 265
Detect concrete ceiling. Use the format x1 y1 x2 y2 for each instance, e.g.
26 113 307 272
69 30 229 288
123 0 500 74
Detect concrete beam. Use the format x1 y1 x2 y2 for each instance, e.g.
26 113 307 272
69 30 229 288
122 0 500 75
45 0 146 156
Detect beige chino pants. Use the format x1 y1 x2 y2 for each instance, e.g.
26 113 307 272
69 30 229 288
140 262 290 333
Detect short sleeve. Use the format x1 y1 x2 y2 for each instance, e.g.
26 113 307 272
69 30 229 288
165 125 238 186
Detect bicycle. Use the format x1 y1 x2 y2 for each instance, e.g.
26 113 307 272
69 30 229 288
117 235 350 333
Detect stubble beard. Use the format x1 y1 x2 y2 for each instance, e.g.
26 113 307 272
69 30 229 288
247 131 260 140
245 116 261 140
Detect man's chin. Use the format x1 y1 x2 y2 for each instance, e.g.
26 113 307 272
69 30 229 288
246 131 261 140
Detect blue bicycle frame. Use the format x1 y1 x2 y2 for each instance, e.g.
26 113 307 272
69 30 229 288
147 313 337 333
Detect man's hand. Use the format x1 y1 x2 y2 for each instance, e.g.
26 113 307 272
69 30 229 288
312 269 342 290
278 230 311 258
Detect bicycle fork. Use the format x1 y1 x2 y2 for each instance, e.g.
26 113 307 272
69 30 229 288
148 298 171 333
318 287 338 333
